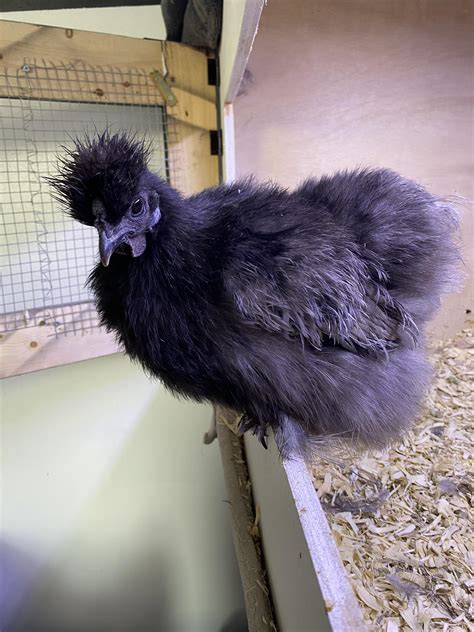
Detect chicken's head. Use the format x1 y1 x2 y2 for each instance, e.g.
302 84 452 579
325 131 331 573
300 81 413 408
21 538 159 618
50 131 164 266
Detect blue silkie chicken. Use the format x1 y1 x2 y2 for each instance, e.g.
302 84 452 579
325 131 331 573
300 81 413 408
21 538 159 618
50 132 460 458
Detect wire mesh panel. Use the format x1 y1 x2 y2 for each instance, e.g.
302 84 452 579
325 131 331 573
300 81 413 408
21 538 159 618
0 21 217 376
0 62 171 337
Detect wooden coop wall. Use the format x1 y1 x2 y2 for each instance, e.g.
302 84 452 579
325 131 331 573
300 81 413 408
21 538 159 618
234 0 473 341
0 20 219 378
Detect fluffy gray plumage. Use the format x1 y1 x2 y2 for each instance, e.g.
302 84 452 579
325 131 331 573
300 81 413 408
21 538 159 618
51 132 461 458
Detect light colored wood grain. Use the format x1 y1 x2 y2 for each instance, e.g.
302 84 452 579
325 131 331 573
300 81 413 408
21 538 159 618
0 67 215 131
215 407 277 632
168 88 216 132
0 304 119 378
0 19 202 82
244 432 367 631
168 121 219 195
0 19 217 131
220 0 264 104
165 40 219 194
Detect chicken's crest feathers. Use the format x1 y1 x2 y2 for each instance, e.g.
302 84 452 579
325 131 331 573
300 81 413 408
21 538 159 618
49 130 152 226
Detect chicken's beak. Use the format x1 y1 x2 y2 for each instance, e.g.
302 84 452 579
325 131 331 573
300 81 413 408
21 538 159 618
99 229 123 267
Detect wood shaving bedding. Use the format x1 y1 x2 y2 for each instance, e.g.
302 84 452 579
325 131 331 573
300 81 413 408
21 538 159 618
310 326 473 631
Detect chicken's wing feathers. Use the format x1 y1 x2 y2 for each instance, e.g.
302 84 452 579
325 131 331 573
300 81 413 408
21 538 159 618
225 253 417 356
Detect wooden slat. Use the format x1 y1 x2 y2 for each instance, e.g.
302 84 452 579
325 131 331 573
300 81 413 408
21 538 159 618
0 20 196 83
216 407 277 631
168 122 219 195
166 42 219 194
0 304 119 378
168 87 217 132
220 0 265 104
0 19 217 131
244 433 367 631
0 326 118 378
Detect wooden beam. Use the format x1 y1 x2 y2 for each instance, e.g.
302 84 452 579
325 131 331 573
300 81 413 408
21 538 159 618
0 19 217 130
216 406 277 631
244 433 367 631
0 303 119 378
220 0 264 104
165 41 219 194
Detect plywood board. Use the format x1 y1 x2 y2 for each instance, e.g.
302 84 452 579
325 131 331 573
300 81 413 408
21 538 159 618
244 433 366 632
0 20 217 131
0 304 118 378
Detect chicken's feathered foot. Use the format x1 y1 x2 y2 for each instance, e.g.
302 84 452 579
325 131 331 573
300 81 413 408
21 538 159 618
239 412 309 459
239 412 268 449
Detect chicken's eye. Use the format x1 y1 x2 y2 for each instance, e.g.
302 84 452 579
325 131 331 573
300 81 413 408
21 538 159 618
130 198 144 216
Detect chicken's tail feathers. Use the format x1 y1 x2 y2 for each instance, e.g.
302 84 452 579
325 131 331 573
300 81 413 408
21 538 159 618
430 191 464 274
431 193 466 294
305 168 464 325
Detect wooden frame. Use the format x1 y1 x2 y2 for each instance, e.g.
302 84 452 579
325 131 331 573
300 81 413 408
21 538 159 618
0 19 219 379
220 0 265 105
219 1 264 186
244 432 367 631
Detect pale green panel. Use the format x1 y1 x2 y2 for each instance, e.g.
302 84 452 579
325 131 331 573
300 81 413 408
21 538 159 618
0 354 244 631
